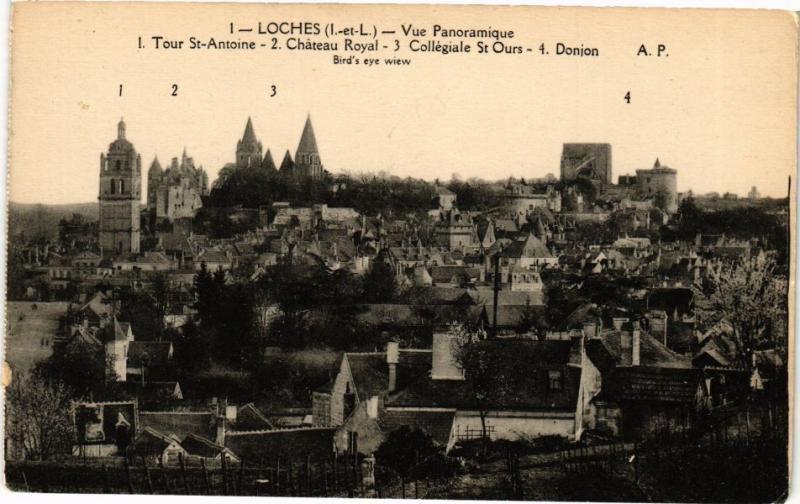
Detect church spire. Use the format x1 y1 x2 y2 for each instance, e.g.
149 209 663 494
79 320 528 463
242 116 257 145
263 149 277 171
654 157 661 168
294 114 323 179
296 114 319 155
280 149 295 173
236 116 263 168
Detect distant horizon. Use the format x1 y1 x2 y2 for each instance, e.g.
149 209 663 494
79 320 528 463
8 167 790 208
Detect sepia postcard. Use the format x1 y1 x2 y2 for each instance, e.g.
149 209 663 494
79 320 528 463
2 1 797 502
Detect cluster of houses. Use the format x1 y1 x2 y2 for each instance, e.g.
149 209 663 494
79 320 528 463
7 130 787 467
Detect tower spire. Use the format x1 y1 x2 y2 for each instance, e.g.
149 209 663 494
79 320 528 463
296 114 319 155
242 116 257 144
117 117 126 140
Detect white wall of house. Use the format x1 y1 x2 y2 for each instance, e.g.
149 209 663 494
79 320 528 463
72 443 119 457
576 351 603 438
449 410 576 450
105 340 128 382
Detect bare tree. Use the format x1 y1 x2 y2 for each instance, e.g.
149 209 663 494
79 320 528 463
697 256 787 371
6 373 75 460
450 323 512 454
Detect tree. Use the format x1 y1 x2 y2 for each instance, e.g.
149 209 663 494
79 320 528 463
151 272 170 326
451 323 512 452
517 299 547 338
676 197 702 240
6 373 74 460
375 426 439 478
34 339 108 399
697 257 787 371
118 288 163 340
169 320 212 374
362 259 397 303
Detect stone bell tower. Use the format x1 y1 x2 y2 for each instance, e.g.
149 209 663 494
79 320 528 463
98 118 141 256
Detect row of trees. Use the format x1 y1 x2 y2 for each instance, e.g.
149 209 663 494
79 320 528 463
183 259 402 371
675 197 789 264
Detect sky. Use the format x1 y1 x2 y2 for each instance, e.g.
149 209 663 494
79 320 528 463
8 3 797 204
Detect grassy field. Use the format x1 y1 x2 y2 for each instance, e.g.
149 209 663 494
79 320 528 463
5 301 68 375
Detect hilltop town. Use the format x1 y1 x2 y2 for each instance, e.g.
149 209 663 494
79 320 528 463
4 116 789 500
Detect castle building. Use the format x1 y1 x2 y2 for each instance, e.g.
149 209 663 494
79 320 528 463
293 115 324 180
434 209 479 249
99 118 141 256
560 143 613 185
634 158 678 213
147 149 208 223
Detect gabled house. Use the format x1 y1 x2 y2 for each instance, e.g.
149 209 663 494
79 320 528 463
499 233 558 270
194 248 233 272
581 320 705 440
130 427 186 464
181 433 240 463
73 400 138 458
312 344 432 455
385 334 584 452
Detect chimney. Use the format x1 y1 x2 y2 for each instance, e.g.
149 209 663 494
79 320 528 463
632 328 641 366
366 396 379 419
386 341 399 393
432 332 464 380
225 405 238 423
215 414 226 445
612 317 628 331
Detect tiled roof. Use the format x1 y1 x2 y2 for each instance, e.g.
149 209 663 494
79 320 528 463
139 411 215 440
600 367 701 403
472 289 544 306
430 266 481 284
500 234 552 259
428 287 478 305
132 427 181 456
387 339 580 412
346 350 431 401
235 403 274 431
181 433 227 459
196 249 231 264
224 427 335 462
379 410 455 447
479 304 546 329
595 329 692 369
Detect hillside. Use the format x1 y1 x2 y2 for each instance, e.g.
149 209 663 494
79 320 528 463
7 201 98 241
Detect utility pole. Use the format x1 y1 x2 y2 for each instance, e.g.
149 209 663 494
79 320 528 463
492 254 500 339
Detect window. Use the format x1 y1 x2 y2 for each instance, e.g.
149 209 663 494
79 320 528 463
115 160 121 170
110 179 116 194
548 370 563 390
